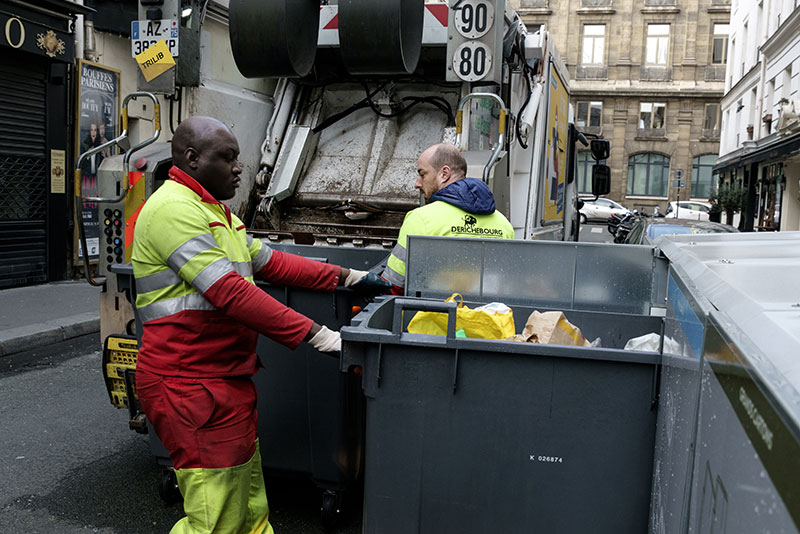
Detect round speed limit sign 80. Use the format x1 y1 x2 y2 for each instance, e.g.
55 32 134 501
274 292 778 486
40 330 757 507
453 0 495 39
452 41 493 82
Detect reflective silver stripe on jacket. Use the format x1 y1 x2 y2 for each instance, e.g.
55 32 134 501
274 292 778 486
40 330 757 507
251 242 274 273
233 261 253 278
389 242 406 263
135 268 182 294
193 258 255 293
167 233 218 272
192 257 237 293
382 263 405 286
136 261 253 295
137 293 217 323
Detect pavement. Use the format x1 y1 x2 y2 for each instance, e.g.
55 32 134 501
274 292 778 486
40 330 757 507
0 280 100 357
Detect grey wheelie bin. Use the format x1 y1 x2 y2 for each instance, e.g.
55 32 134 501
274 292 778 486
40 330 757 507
251 243 389 522
648 232 800 534
340 236 669 533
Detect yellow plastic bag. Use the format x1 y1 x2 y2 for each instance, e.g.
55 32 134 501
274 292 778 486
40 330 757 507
406 293 515 340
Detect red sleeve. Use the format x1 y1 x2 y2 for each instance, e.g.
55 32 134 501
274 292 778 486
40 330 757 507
257 249 341 291
205 271 313 349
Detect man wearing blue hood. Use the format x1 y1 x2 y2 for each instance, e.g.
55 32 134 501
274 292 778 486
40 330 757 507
382 143 515 295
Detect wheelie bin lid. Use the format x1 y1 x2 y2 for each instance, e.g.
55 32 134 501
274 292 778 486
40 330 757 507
404 235 667 316
656 231 800 428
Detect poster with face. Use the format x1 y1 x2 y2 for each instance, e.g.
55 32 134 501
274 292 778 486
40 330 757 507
76 60 120 260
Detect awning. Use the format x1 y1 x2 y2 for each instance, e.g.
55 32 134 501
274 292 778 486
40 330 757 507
714 130 800 175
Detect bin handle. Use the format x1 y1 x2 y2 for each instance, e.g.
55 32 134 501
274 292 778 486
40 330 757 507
391 298 458 340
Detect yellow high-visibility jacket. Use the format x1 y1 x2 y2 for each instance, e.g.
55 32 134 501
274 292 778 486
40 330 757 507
382 178 514 290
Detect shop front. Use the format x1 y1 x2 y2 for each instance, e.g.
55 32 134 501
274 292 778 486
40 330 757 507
0 0 90 288
714 129 800 233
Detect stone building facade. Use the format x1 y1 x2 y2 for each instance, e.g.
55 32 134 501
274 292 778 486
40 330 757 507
513 0 729 214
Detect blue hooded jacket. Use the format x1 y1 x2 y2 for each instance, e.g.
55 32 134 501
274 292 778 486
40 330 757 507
430 178 496 215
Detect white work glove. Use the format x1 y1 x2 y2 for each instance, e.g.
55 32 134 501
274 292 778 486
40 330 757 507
344 269 392 295
308 325 341 352
344 269 369 287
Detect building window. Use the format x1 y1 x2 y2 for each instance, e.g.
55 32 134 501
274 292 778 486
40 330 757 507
765 78 775 134
581 24 606 66
704 104 720 132
783 65 793 101
627 153 670 196
691 155 717 200
576 101 603 128
577 151 593 194
646 24 670 66
741 22 748 75
639 102 666 128
712 23 729 64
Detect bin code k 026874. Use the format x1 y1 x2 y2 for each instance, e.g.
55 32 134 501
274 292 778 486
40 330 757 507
530 454 563 463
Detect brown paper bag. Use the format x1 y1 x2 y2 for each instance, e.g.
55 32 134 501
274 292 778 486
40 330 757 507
509 310 591 347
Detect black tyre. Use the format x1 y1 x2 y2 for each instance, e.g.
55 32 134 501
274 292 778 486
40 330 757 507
158 470 182 505
320 490 343 530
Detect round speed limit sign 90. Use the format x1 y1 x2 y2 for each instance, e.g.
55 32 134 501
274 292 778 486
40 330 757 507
452 41 493 82
454 0 495 39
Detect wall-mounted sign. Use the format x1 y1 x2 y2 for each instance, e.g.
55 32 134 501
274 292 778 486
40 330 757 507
50 149 66 194
0 12 74 62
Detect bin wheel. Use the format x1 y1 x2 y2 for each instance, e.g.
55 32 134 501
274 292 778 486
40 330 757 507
320 490 342 529
158 470 182 505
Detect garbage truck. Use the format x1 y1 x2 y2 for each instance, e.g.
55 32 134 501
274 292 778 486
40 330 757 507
87 0 606 354
226 0 596 244
86 0 611 526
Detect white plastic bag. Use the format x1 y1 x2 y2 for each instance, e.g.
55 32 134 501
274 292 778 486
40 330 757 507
624 333 680 353
474 302 512 315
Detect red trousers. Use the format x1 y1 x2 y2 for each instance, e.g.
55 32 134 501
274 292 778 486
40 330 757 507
136 370 258 469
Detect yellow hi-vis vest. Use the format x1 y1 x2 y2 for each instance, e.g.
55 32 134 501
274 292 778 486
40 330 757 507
382 201 515 288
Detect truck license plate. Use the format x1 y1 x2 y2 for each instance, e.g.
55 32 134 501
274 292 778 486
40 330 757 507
130 19 179 58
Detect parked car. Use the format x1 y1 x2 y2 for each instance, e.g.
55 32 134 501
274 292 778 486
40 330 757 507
663 201 712 221
623 218 738 245
579 197 630 223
